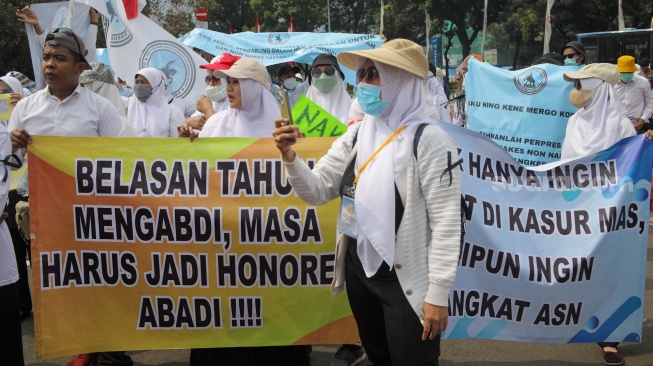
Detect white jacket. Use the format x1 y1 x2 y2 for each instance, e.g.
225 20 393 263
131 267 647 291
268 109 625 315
283 122 461 318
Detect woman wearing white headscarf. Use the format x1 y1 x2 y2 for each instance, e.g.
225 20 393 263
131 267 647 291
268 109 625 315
561 63 636 160
126 67 183 137
0 76 26 128
426 70 451 122
304 54 352 124
183 57 311 366
562 63 635 366
273 39 461 365
180 58 280 139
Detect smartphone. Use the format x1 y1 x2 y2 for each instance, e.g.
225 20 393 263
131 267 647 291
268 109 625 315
279 90 296 143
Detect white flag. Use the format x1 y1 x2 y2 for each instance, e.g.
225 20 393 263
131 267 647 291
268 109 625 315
73 0 206 110
544 0 555 54
618 0 625 30
481 0 488 58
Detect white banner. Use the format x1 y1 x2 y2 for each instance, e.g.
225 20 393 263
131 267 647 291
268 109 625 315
544 0 555 54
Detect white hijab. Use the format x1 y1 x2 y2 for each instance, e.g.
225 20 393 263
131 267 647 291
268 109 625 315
305 73 352 124
0 76 24 97
355 59 427 277
561 78 631 159
127 68 172 137
200 78 280 137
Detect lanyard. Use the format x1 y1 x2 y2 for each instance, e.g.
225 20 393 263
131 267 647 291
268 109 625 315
353 126 407 185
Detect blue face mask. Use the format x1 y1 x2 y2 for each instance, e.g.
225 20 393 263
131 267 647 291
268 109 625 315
355 83 389 116
564 58 577 67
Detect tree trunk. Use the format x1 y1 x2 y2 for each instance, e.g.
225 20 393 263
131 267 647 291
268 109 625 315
512 38 521 70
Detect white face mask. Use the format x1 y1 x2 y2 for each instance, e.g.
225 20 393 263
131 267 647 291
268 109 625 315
205 85 226 102
283 78 297 90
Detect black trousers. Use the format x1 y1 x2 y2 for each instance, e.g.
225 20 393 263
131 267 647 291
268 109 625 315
345 248 440 366
7 191 31 315
0 282 25 366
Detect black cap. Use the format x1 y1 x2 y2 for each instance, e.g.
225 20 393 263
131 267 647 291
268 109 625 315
277 63 301 78
308 53 345 84
533 52 565 66
638 58 650 67
561 41 586 58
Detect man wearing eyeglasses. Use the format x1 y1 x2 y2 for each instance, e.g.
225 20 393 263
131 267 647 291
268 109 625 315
561 41 586 67
8 28 125 153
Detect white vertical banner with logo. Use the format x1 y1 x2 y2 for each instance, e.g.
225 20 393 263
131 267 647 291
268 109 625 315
544 0 555 54
73 0 206 109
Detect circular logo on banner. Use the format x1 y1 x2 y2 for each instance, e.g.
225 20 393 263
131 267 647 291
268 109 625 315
140 41 195 99
102 0 133 47
513 68 547 95
268 32 290 44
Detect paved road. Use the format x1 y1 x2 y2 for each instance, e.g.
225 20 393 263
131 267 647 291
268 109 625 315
22 236 653 366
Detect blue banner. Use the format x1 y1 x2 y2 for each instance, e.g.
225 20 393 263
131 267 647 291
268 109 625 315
466 60 582 166
431 36 442 68
179 29 384 85
435 120 650 343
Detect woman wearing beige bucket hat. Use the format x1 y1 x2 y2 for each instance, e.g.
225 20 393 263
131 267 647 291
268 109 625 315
273 39 462 365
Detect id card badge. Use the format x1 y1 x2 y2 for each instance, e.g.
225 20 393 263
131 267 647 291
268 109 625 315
340 194 358 239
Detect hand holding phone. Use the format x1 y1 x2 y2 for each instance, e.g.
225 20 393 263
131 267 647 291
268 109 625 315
280 90 296 143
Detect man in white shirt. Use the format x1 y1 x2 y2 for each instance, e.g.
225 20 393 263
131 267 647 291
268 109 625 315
614 55 653 133
9 28 124 152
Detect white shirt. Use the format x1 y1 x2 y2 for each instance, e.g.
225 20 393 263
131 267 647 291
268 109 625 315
9 84 125 140
614 74 653 121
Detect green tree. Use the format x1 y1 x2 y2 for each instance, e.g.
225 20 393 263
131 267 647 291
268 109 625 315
429 0 504 59
0 0 50 79
143 0 195 37
488 0 541 69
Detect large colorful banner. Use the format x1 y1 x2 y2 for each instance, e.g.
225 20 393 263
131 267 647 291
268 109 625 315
466 60 581 166
29 137 358 359
436 121 650 343
180 29 384 85
30 124 650 358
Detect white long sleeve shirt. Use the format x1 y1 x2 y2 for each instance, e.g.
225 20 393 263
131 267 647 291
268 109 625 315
283 122 461 315
8 84 125 142
614 74 653 121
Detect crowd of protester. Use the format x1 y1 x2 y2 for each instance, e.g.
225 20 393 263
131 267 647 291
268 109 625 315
3 6 653 366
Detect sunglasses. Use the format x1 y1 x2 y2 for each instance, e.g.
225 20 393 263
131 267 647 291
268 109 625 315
573 80 582 90
205 75 220 82
356 67 380 84
311 65 336 78
1 88 12 94
565 53 578 59
46 27 82 55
